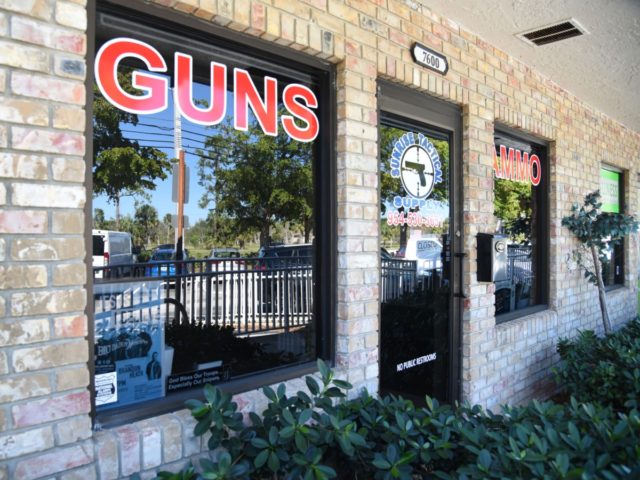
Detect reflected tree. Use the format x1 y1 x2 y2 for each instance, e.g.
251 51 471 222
380 125 449 250
494 178 532 242
197 116 313 247
93 208 106 229
133 203 159 247
92 69 171 229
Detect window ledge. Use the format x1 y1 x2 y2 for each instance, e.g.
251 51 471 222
496 304 549 325
604 284 626 294
93 361 318 430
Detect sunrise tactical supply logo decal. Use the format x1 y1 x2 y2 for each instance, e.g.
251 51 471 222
390 132 442 200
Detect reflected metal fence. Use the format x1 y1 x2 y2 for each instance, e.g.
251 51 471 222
380 258 444 302
93 257 313 335
95 255 450 329
494 245 535 314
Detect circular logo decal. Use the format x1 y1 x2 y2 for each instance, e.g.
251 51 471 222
390 132 442 200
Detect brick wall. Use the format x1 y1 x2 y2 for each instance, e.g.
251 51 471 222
0 0 93 478
0 0 638 478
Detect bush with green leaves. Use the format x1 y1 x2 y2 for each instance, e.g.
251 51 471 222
554 318 640 411
157 359 640 479
561 191 638 334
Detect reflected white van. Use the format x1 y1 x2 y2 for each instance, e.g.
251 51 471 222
92 230 134 278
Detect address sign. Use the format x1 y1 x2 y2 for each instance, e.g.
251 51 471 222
411 43 448 75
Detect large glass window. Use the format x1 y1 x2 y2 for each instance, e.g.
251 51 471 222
91 6 332 417
600 166 625 287
491 130 548 319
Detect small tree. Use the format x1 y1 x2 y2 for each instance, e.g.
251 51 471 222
133 203 159 247
562 191 638 334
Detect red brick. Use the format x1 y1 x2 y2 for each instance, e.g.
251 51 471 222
0 153 48 179
251 3 265 32
116 425 140 476
301 0 326 10
422 30 443 50
53 315 86 338
0 97 49 126
11 339 88 371
11 72 84 104
55 1 87 31
12 392 90 428
346 57 376 77
389 29 410 48
0 39 48 72
11 17 86 54
431 23 451 42
12 127 85 155
0 374 51 403
0 426 54 460
15 444 93 480
345 40 360 56
0 210 47 234
0 0 52 21
95 432 118 480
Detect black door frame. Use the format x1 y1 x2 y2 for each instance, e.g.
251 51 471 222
377 80 463 403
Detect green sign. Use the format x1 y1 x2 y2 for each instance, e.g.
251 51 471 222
600 168 620 213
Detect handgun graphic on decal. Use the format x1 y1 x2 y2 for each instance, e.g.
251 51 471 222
402 161 433 187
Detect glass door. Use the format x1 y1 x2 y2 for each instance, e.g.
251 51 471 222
378 83 461 404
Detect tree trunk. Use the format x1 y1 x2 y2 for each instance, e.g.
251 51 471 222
260 226 270 248
304 216 311 243
590 244 611 335
398 208 407 251
115 195 120 230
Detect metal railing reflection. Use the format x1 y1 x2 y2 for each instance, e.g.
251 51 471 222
93 258 313 335
495 245 534 314
380 258 444 302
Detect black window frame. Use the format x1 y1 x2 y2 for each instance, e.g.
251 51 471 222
493 126 550 324
86 0 336 428
600 165 626 290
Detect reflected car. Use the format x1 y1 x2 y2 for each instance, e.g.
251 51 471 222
256 244 313 270
145 248 190 277
208 247 243 272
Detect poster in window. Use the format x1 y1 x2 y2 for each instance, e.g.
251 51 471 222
600 168 621 213
94 281 166 410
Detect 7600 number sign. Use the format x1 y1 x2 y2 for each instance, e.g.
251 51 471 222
411 43 448 75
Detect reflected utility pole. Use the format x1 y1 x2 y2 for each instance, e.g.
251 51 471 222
174 99 185 324
174 102 184 254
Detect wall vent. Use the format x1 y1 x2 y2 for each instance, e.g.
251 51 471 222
517 19 588 46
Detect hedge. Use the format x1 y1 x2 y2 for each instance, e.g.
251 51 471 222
157 357 640 479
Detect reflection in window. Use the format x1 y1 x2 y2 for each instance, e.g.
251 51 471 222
92 11 324 411
492 132 547 317
600 167 625 287
378 114 453 403
379 120 450 301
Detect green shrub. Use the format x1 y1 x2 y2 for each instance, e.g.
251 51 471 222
158 359 640 479
554 318 640 410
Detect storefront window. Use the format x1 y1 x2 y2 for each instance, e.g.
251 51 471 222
91 6 332 415
491 130 548 319
600 166 625 287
